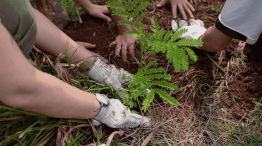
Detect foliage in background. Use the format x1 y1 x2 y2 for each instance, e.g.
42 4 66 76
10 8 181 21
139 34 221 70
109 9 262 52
59 0 84 21
107 0 202 110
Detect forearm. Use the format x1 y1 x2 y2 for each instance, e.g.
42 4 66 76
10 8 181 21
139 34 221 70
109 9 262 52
112 15 132 34
34 9 96 70
5 70 100 119
109 0 132 34
0 23 100 120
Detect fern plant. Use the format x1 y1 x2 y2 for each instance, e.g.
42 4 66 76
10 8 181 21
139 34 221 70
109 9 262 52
126 61 179 111
148 18 203 71
107 0 203 110
107 0 203 72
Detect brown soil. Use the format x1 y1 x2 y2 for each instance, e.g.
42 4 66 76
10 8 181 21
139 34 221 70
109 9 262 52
62 1 262 144
227 62 262 118
64 16 139 73
64 0 262 118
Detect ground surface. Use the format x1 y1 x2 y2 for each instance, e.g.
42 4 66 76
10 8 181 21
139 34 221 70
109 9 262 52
1 0 262 146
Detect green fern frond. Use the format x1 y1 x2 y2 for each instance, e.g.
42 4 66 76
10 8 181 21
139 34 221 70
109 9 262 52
142 89 155 111
106 1 127 9
171 28 187 41
153 81 178 90
143 68 165 75
129 0 141 10
130 84 151 100
133 1 149 18
134 13 146 25
176 39 203 48
155 89 179 106
119 19 135 26
185 47 198 62
112 10 133 17
172 47 182 72
180 49 189 71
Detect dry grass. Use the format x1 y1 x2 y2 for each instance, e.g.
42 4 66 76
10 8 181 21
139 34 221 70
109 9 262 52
1 1 262 146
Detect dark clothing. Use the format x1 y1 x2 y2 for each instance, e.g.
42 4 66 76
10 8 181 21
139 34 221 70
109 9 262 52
0 0 36 57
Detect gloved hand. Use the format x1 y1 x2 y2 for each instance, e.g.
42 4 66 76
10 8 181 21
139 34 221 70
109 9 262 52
93 94 150 129
88 57 132 98
172 19 207 39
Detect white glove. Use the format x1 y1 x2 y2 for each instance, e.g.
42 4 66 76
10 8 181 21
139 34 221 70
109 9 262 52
172 19 206 39
88 58 132 98
93 94 150 129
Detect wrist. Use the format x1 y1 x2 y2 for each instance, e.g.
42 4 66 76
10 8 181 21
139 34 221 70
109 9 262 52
117 25 132 35
91 94 104 119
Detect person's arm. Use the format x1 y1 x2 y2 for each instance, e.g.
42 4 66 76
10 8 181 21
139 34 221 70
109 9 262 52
0 23 101 119
34 9 103 70
106 0 137 62
110 13 137 62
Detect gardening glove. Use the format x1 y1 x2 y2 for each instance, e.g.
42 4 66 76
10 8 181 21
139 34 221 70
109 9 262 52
92 94 150 129
88 57 132 98
171 19 189 32
172 19 206 39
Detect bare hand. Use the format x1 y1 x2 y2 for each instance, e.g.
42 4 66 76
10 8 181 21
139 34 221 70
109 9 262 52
110 34 137 62
76 41 108 63
157 0 195 20
85 4 112 22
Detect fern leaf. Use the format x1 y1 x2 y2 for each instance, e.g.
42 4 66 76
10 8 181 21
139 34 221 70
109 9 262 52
151 16 160 30
185 47 198 62
119 19 135 26
171 28 187 42
143 68 165 75
143 61 158 69
134 13 146 25
172 47 182 72
146 74 172 81
180 49 189 71
130 0 142 10
133 1 149 18
106 1 127 9
153 81 178 90
112 10 133 17
130 84 151 99
155 89 179 106
176 39 203 48
142 89 155 111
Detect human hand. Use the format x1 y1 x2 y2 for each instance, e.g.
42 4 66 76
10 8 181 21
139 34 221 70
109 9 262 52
85 3 112 22
88 58 133 98
110 34 137 62
93 94 150 129
76 41 108 64
157 0 195 20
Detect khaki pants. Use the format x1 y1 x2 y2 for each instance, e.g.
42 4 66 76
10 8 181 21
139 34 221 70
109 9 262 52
0 0 36 57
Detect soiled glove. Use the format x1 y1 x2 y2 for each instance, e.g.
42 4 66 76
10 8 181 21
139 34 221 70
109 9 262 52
88 58 132 98
172 19 206 39
93 94 150 129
